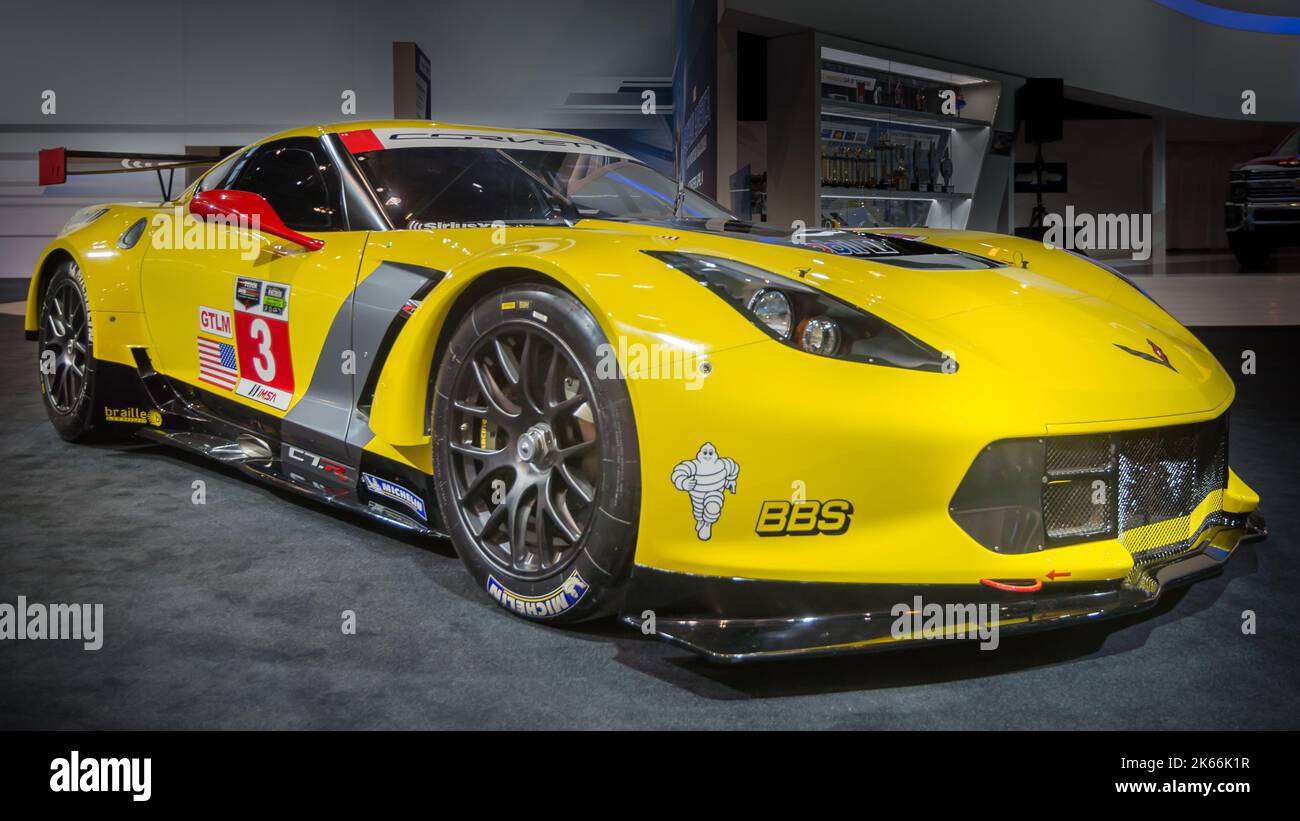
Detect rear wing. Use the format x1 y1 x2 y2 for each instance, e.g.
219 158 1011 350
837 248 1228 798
38 148 219 200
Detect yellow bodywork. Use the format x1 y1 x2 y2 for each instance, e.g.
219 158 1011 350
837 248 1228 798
27 120 1259 590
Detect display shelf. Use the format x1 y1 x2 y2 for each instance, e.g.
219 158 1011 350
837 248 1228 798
814 43 1000 229
821 99 990 131
760 33 1002 231
819 188 971 201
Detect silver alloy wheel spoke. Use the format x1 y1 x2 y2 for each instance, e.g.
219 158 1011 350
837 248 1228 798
42 280 89 414
494 337 520 385
555 461 595 505
461 461 507 501
450 324 601 579
471 358 517 419
542 479 582 544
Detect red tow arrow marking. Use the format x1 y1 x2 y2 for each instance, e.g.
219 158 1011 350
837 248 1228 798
1045 569 1072 581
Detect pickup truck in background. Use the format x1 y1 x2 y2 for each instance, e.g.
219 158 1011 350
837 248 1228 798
1226 126 1300 270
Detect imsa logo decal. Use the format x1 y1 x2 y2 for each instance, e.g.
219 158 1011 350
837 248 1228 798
232 276 295 408
486 570 589 619
755 499 854 536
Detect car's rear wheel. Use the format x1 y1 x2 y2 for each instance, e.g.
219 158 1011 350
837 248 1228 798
37 260 124 442
431 283 640 623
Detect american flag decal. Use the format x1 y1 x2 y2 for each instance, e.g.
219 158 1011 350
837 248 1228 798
197 336 239 390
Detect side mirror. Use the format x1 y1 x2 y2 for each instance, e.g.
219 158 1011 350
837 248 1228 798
189 189 325 251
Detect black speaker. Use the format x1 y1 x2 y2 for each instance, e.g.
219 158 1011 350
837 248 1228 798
1021 78 1064 144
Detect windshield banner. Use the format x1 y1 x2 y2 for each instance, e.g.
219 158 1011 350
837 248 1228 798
339 128 633 159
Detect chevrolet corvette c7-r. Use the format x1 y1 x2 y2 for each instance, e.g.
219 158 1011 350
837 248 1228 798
26 120 1265 661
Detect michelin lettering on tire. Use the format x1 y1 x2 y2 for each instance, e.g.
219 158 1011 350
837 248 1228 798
486 569 590 618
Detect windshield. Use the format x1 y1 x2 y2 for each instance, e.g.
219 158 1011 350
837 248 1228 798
351 145 733 228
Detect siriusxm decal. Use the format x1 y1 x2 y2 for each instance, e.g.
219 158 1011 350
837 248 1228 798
361 473 427 521
486 570 589 619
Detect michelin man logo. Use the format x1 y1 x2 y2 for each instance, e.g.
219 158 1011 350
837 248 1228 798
671 442 739 541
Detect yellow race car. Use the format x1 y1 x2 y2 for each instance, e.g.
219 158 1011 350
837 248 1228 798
27 120 1265 661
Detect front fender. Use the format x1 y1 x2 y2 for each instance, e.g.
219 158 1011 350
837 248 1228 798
366 228 769 448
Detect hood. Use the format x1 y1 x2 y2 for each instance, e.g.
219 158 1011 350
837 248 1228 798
575 217 1232 425
581 216 1097 323
930 296 1230 425
612 216 992 263
1232 155 1300 172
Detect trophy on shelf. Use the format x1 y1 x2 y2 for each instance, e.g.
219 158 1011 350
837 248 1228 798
876 140 887 189
940 147 954 193
927 143 938 193
873 80 884 105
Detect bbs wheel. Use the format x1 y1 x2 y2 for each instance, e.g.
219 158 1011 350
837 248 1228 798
37 260 123 442
432 283 639 623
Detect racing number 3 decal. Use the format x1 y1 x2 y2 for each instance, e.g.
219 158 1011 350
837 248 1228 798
233 277 295 410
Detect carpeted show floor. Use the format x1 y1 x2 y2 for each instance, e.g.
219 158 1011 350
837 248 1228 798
0 314 1297 730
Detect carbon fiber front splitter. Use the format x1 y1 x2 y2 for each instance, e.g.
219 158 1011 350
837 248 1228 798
621 513 1267 663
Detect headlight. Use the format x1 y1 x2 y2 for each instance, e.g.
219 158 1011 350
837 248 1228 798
644 250 952 372
58 206 109 236
799 316 841 356
746 288 792 338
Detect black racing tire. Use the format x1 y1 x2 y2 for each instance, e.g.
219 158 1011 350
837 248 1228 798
1229 234 1273 271
431 283 640 623
37 260 126 443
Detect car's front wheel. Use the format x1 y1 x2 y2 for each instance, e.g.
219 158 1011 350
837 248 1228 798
431 283 640 623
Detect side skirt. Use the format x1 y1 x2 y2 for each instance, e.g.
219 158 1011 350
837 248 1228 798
110 353 446 538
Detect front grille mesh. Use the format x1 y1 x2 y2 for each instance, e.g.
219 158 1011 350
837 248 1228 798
1042 416 1228 558
1045 437 1112 476
1117 421 1227 559
1043 478 1112 540
1117 432 1197 530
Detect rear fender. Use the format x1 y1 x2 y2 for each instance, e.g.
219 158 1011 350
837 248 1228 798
30 207 156 314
